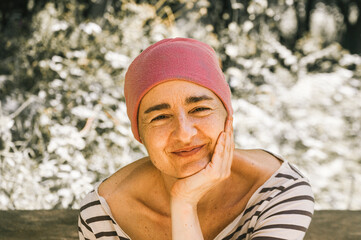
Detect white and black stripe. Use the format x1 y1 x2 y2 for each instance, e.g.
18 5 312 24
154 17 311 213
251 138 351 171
219 162 314 240
78 190 131 240
78 159 314 240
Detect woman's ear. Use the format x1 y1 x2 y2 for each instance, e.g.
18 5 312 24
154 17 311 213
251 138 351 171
224 115 233 130
139 133 144 144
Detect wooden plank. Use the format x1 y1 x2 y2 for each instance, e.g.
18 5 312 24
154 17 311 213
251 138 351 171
0 210 78 240
0 210 360 239
305 210 361 240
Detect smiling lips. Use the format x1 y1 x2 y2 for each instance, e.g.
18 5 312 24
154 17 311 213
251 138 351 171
171 145 205 157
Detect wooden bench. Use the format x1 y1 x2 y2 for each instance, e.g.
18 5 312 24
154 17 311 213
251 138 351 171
0 210 360 239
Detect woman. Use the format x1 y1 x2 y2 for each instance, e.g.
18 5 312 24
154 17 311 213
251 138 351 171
78 38 314 240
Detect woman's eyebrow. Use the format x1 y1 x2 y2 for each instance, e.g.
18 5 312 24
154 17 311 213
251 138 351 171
185 95 214 104
144 103 170 114
144 95 213 114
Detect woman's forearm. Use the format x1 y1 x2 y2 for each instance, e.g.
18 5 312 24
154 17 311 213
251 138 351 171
171 197 204 240
170 119 233 240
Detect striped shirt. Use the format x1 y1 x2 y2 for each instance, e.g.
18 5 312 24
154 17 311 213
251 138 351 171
78 160 314 240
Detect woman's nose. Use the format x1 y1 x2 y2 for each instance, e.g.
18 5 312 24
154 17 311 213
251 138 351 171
172 114 197 142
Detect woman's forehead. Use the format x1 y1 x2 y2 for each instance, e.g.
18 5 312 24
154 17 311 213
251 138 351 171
139 80 219 107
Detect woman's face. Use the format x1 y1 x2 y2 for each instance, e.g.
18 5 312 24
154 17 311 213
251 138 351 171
138 80 228 179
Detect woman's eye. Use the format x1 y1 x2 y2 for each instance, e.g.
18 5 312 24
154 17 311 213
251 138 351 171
151 115 168 122
191 107 210 113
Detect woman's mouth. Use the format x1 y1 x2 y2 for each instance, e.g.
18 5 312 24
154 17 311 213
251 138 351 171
171 145 205 157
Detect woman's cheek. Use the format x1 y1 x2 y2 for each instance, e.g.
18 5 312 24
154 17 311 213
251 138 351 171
201 114 225 132
143 125 169 148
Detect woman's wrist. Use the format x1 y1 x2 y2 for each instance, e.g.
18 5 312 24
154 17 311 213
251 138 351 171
170 185 202 207
170 195 198 211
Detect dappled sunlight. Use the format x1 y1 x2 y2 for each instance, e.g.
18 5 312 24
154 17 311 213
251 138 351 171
0 0 360 210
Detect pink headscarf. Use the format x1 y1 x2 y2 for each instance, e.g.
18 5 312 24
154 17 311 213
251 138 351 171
124 38 233 142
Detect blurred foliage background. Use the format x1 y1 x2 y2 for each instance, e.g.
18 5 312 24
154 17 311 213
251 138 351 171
0 0 360 210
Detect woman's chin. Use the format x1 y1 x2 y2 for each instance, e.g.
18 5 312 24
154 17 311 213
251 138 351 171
176 158 210 179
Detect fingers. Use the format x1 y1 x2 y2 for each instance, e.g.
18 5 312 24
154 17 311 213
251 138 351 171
208 117 234 180
222 118 234 175
210 131 225 170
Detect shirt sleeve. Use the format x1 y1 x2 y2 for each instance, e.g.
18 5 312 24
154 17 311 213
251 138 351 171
77 190 130 240
250 178 315 240
78 211 96 240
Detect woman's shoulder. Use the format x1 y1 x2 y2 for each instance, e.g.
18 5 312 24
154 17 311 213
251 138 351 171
231 148 313 199
238 149 314 211
98 157 153 200
232 149 282 181
223 150 314 240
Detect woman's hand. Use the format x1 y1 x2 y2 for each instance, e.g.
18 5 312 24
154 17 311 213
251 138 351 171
170 117 234 239
170 117 234 205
